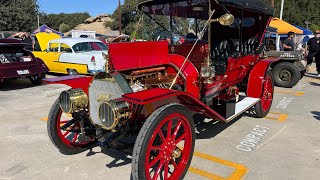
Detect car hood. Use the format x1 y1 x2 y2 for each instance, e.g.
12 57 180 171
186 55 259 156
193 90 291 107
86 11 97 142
35 33 61 51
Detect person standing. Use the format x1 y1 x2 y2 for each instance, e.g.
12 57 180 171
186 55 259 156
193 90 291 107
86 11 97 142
306 30 320 76
22 32 34 51
282 31 295 51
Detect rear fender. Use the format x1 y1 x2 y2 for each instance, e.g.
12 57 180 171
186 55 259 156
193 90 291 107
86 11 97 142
122 88 226 122
246 58 278 98
35 58 49 73
43 75 93 94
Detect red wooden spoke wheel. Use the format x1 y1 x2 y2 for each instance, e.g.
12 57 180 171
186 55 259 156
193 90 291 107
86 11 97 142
47 99 94 155
132 104 195 180
261 75 273 112
255 71 274 118
56 111 92 147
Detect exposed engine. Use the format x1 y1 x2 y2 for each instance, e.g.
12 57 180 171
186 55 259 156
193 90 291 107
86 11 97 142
124 67 176 92
0 52 32 64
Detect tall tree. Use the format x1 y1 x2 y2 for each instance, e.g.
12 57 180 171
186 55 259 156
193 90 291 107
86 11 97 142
40 13 90 32
263 0 320 31
0 0 39 31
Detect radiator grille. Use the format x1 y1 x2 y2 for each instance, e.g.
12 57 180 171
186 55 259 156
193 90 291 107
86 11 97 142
89 79 123 127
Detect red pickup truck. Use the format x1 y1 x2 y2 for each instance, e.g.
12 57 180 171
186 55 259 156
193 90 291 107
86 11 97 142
0 39 48 85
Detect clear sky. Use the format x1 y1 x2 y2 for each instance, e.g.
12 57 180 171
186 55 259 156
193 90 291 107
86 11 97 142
38 0 124 16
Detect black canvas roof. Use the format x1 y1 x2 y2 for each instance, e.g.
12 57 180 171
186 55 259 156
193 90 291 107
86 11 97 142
138 0 274 15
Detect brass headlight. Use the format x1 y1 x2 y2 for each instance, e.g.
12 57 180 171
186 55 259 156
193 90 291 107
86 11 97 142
59 89 88 114
98 100 131 130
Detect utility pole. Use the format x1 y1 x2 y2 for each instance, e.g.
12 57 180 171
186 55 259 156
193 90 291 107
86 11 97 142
279 0 285 20
37 15 40 30
276 0 285 51
118 0 122 36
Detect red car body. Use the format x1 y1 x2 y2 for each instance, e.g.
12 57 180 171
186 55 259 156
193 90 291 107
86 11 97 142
46 0 277 179
0 39 48 84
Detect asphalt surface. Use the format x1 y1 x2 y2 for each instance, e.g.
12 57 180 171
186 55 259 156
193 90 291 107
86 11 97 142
0 68 319 180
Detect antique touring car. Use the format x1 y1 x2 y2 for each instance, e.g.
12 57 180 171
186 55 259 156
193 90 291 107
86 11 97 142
46 0 275 179
0 39 48 85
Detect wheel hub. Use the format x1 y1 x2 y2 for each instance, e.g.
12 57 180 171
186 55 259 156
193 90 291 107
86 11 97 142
172 147 182 159
279 70 292 81
162 140 177 162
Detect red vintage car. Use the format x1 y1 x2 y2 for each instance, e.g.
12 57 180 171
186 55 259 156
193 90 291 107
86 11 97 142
46 0 276 179
0 39 48 85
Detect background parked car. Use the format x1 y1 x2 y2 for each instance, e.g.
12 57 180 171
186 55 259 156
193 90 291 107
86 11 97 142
33 37 108 75
0 39 48 85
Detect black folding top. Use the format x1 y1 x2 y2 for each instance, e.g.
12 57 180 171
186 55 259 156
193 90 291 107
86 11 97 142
138 0 274 15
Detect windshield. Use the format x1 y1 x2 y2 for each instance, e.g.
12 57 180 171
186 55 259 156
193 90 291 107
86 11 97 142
137 0 209 43
72 42 108 53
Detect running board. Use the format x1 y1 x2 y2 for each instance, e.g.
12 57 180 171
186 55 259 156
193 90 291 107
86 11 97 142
225 97 260 123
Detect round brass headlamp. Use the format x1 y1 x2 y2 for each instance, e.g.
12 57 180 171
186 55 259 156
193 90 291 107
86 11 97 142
59 89 88 114
98 100 131 130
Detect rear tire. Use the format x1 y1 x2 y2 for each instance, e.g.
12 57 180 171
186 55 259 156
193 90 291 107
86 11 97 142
29 73 45 85
47 98 95 155
68 69 79 76
272 62 301 88
132 104 195 180
255 71 274 118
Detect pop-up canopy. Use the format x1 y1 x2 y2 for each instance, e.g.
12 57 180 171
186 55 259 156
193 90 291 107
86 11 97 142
294 25 313 35
269 18 303 35
33 24 64 37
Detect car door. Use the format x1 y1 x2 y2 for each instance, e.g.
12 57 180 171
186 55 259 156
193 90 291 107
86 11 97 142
58 43 91 74
46 43 62 72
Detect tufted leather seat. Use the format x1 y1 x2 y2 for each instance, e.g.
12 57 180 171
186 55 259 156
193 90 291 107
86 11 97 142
242 37 259 55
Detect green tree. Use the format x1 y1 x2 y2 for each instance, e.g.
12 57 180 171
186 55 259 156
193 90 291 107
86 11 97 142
104 0 140 35
59 23 71 33
263 0 320 30
41 13 90 32
0 0 39 31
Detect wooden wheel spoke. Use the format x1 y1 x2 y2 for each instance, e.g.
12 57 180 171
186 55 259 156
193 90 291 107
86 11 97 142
149 155 162 167
173 121 182 140
167 120 172 139
158 130 166 142
72 133 78 143
175 132 187 145
153 161 164 180
164 162 169 180
151 146 161 151
172 159 178 169
63 131 70 137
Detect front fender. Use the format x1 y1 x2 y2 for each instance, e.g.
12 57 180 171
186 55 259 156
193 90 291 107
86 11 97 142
246 58 278 98
123 88 226 122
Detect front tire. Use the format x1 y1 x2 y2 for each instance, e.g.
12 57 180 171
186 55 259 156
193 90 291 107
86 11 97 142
47 98 94 155
255 71 274 118
272 62 301 88
132 104 195 180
